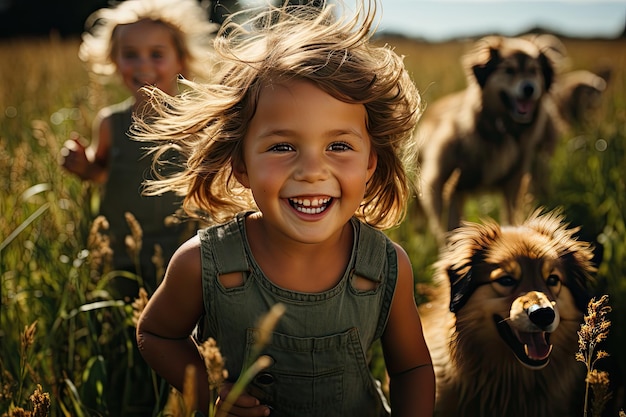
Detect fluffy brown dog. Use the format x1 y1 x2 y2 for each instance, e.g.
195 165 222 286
420 209 596 417
415 35 563 243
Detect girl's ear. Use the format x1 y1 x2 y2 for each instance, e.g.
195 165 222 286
232 158 250 188
366 149 378 182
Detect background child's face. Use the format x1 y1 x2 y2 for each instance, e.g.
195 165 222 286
112 19 184 98
235 79 377 243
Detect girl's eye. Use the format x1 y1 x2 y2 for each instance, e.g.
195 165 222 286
268 143 293 152
151 51 164 59
122 51 139 60
328 142 352 152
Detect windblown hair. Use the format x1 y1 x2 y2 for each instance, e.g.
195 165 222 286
132 0 422 229
79 0 218 79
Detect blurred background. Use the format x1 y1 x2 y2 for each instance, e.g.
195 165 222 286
0 0 624 40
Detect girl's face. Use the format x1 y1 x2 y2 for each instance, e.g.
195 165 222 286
113 19 184 99
235 79 377 244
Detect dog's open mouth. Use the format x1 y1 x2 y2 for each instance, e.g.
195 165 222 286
499 92 537 123
494 314 552 369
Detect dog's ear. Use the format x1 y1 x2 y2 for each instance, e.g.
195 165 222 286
439 219 500 313
560 238 597 312
539 52 555 92
472 50 499 88
525 34 564 92
464 36 503 88
449 267 475 313
565 261 593 312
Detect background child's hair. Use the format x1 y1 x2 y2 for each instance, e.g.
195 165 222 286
79 0 218 80
133 0 422 229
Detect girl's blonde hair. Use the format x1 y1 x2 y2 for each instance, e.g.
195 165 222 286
79 0 218 79
133 0 422 229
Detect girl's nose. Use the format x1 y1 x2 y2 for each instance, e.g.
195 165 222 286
293 151 329 182
134 54 152 70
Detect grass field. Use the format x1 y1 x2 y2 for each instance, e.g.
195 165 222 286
1 34 625 416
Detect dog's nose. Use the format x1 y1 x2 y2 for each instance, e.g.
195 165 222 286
521 81 535 98
528 305 556 328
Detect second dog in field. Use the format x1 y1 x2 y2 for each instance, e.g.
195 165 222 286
414 35 563 243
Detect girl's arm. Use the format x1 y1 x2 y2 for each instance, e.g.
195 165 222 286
136 236 270 416
136 236 211 409
381 243 436 417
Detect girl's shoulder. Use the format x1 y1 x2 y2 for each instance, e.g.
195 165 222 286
198 212 247 242
168 234 202 275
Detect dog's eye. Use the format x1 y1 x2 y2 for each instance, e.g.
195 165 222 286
494 275 517 287
546 274 561 286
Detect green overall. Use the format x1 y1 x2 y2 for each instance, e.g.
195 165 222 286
197 212 397 417
98 97 188 293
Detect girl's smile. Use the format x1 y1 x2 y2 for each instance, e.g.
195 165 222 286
287 196 333 215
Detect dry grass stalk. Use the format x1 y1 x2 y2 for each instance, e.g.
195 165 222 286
198 337 228 390
0 370 14 405
3 384 50 417
182 365 197 414
215 303 285 417
29 385 50 417
131 287 149 327
198 337 228 416
576 294 612 417
586 369 612 417
124 211 143 261
5 407 28 416
151 243 165 285
216 355 274 417
163 388 184 417
161 366 198 417
20 322 37 354
86 215 113 278
253 303 286 354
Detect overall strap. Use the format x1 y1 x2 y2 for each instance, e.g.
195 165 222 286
352 220 387 283
206 213 250 275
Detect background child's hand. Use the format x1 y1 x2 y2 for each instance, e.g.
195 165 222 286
60 133 89 177
215 382 270 417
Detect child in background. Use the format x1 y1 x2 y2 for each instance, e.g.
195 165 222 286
60 0 218 297
134 1 435 416
60 1 217 415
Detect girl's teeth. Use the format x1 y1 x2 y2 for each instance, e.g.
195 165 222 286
290 197 331 214
298 206 325 214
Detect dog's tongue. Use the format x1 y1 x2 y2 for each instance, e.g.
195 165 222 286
521 332 552 360
516 99 534 115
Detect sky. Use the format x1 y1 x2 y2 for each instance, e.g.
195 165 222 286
351 1 626 41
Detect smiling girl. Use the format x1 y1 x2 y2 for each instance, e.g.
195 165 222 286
134 1 435 416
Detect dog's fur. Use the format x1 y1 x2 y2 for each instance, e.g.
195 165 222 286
419 209 596 417
415 35 563 243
